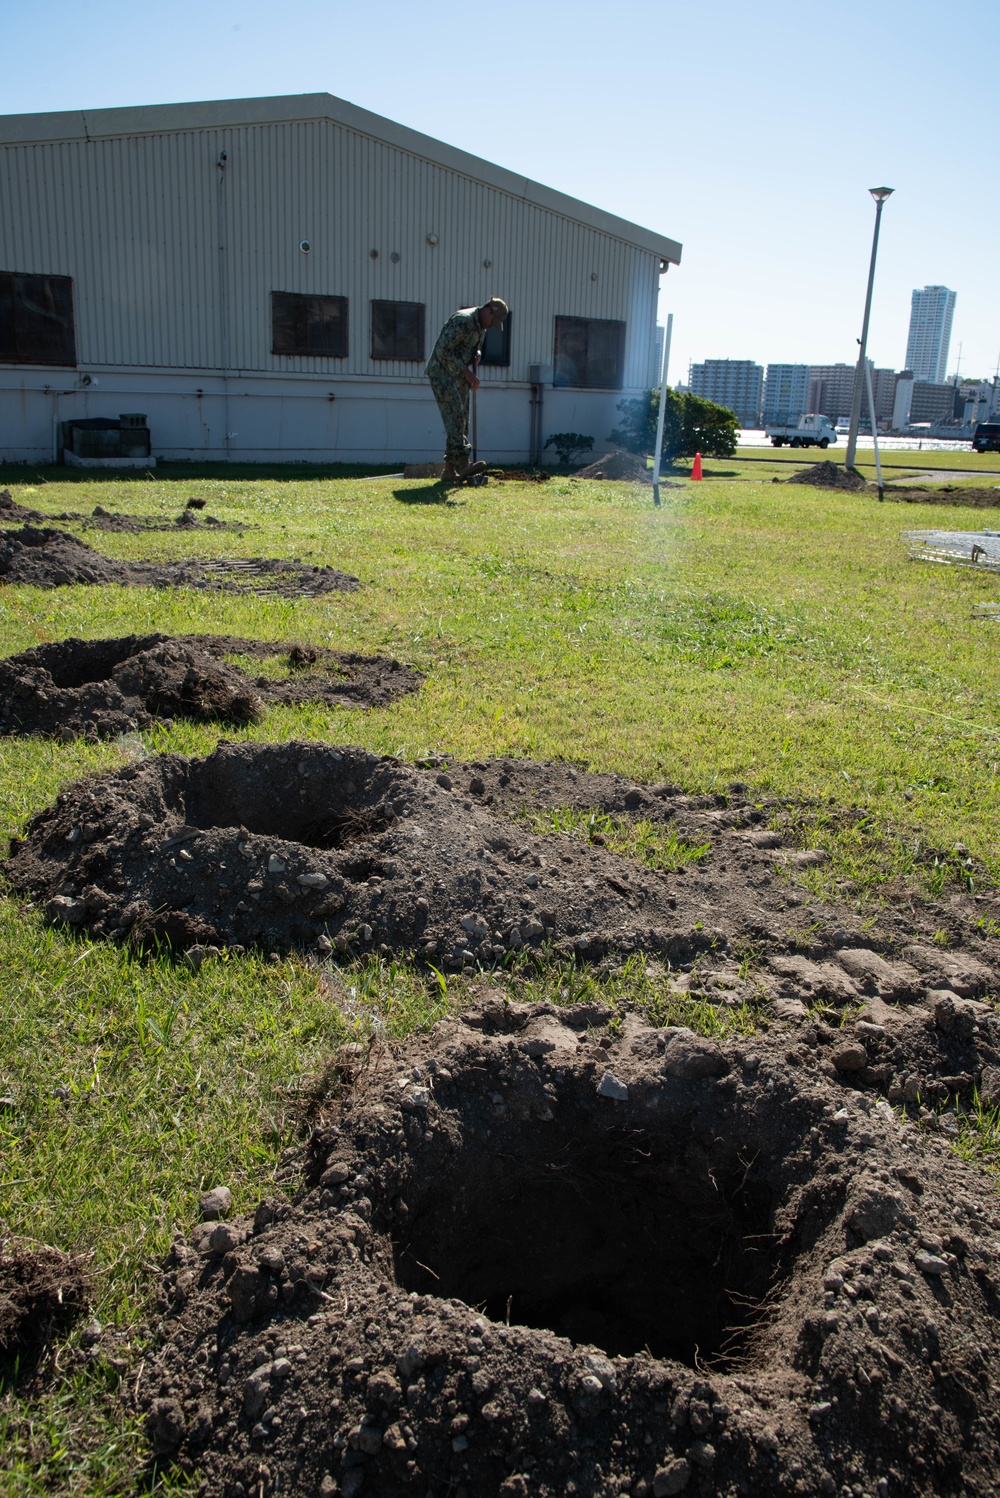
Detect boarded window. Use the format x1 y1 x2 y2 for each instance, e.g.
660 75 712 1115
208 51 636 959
553 316 626 389
371 301 425 360
272 292 348 357
479 311 511 368
0 272 76 366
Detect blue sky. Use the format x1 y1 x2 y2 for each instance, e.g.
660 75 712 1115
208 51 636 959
5 0 998 386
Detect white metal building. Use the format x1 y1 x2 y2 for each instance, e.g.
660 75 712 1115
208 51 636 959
0 93 682 466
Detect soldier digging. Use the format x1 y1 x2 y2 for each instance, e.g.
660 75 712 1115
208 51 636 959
426 298 509 482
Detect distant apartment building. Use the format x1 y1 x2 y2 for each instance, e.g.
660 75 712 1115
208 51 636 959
807 364 856 423
688 359 763 425
904 285 956 385
762 364 810 424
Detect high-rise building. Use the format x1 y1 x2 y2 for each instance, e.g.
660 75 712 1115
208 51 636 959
904 286 956 385
762 364 810 425
688 359 763 426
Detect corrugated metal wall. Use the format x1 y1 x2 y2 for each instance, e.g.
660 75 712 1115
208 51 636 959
1 117 660 388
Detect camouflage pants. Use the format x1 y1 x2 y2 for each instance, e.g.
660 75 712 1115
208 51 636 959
428 372 471 466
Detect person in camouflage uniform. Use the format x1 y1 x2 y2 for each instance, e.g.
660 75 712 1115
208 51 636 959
426 298 509 481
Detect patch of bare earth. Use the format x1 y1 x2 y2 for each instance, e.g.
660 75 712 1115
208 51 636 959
138 989 1000 1496
887 486 1000 510
0 1245 90 1368
575 450 653 483
0 526 359 596
0 636 422 739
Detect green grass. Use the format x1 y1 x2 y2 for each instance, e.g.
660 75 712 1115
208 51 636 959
3 458 1000 1488
523 805 711 871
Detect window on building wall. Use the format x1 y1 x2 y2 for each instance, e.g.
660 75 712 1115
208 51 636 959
553 316 626 389
479 311 511 367
271 292 348 357
370 301 425 360
0 272 76 366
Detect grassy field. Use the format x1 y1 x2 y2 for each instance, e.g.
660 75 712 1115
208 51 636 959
2 458 1000 1490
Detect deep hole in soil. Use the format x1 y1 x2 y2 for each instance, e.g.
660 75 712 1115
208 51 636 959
392 1123 778 1365
183 755 392 850
21 635 156 689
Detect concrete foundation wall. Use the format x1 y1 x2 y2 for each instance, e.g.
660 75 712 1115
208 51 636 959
0 370 634 466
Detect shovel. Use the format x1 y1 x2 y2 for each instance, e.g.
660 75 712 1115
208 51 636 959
468 353 488 486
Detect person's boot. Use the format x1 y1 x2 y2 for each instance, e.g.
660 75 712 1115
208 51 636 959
456 457 487 480
441 461 460 483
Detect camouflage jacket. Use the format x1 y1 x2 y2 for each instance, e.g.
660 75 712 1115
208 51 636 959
426 307 484 382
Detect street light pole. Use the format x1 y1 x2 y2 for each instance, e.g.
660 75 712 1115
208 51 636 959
845 187 894 472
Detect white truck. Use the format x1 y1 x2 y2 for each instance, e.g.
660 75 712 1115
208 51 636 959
765 414 838 449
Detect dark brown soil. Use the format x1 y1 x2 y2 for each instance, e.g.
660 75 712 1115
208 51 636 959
0 1245 90 1363
787 464 868 491
137 988 1000 1497
575 450 653 483
486 470 550 483
888 486 1000 510
0 488 43 522
0 636 423 739
81 504 248 534
0 527 359 596
6 747 1000 996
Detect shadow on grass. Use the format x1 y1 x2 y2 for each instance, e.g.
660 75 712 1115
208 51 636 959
392 483 464 507
0 461 405 486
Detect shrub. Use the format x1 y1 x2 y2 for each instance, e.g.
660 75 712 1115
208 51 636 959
609 390 738 463
544 432 594 468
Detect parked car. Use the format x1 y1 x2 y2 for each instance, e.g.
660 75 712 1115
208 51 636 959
972 422 1000 453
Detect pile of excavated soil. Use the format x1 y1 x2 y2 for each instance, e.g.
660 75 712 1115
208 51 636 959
575 449 653 483
786 463 868 491
0 527 359 597
8 746 1000 990
0 1245 89 1361
82 504 248 534
0 635 423 739
888 486 1000 510
0 488 44 523
138 991 1000 1497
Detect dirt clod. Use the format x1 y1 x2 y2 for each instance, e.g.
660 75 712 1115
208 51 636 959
0 526 359 596
786 463 867 491
0 635 423 739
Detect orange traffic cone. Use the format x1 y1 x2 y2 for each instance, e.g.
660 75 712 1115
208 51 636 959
691 451 703 481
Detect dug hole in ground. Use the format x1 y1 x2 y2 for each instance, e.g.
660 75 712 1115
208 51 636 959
7 745 1000 1495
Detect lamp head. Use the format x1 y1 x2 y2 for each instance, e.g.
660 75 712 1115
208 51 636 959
869 186 894 203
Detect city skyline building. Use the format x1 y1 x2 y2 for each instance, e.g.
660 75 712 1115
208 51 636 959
762 364 810 425
688 358 763 426
904 285 956 384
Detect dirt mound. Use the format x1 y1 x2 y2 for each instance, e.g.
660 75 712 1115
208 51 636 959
0 1245 89 1362
83 504 247 534
0 526 359 596
7 746 1000 997
0 635 423 739
786 463 867 491
0 487 43 522
137 991 1000 1497
889 485 1000 510
575 449 652 482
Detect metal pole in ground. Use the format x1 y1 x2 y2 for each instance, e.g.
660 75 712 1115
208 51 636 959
845 187 893 473
863 358 884 501
652 313 674 508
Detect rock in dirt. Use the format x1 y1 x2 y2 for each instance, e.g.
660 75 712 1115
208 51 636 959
786 462 867 491
0 634 422 739
0 526 359 597
199 1185 233 1221
135 1009 1000 1496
